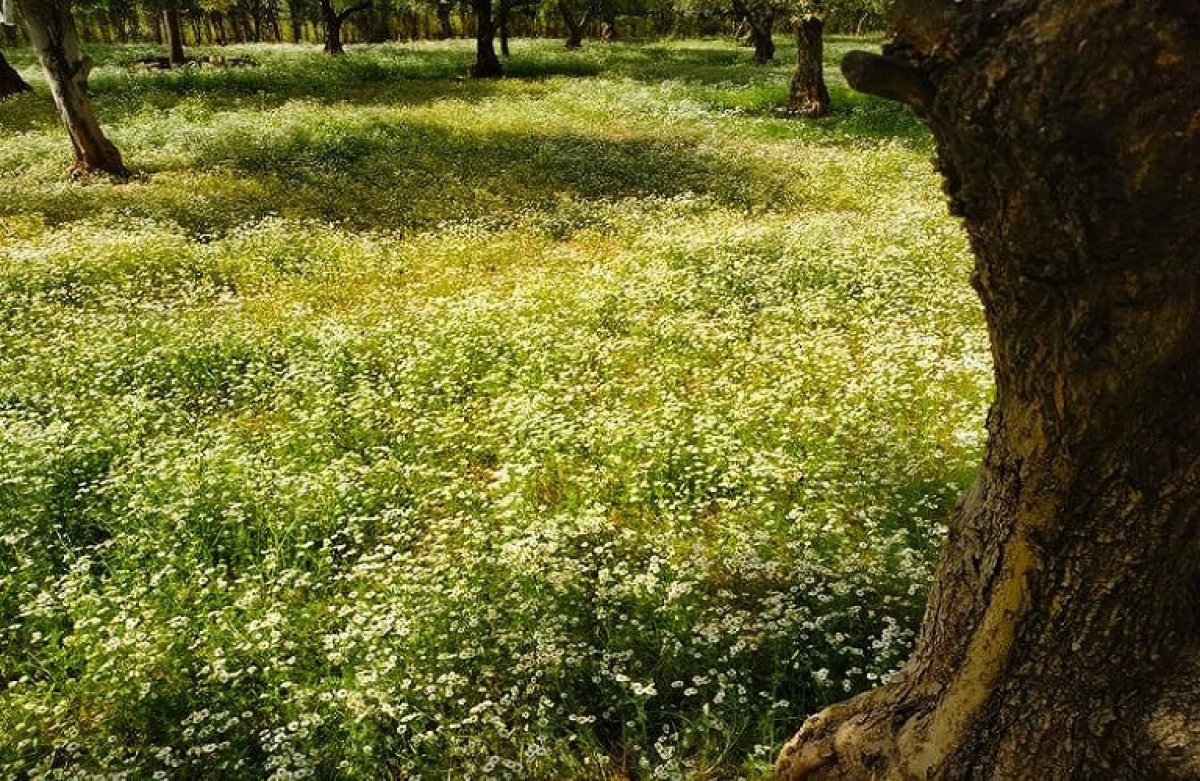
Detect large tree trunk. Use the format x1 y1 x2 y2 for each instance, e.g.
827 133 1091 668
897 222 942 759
163 1 186 65
469 0 501 77
0 48 31 98
14 0 127 177
784 15 829 116
776 2 1200 778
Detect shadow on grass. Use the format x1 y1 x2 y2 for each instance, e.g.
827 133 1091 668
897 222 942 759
1 113 809 234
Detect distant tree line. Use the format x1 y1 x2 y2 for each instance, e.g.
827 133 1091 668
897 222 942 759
0 0 885 51
0 0 885 173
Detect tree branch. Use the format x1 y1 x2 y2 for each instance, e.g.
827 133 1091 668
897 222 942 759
840 50 934 115
335 1 372 24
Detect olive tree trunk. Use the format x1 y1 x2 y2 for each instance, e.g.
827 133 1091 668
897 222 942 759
14 0 126 176
0 48 31 97
776 2 1200 778
784 15 829 116
320 0 370 55
731 0 775 64
469 0 501 77
558 0 589 50
164 1 185 65
436 1 454 38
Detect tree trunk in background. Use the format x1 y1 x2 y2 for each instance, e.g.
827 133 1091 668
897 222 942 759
559 0 587 49
784 15 828 116
319 0 344 53
776 3 1200 778
164 1 185 65
14 0 127 176
498 6 510 57
731 0 774 64
286 1 304 43
436 1 453 38
749 15 774 64
0 48 31 98
320 0 370 54
469 0 501 77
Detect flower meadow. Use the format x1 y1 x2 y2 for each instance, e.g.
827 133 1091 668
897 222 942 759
0 39 989 778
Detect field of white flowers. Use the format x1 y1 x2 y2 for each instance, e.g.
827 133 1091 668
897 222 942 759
0 38 989 778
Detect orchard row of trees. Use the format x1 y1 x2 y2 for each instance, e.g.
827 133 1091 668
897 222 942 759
0 0 886 72
0 0 872 174
21 0 885 52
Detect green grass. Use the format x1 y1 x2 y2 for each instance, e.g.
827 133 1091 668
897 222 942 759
0 38 987 779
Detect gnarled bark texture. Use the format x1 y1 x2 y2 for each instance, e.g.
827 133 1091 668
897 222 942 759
14 0 126 176
784 15 829 117
776 2 1200 778
0 48 31 97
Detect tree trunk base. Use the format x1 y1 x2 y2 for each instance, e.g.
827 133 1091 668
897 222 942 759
776 661 1200 780
469 55 502 78
0 53 30 97
782 97 831 118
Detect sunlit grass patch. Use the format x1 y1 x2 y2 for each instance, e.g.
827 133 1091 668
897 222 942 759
1 38 986 778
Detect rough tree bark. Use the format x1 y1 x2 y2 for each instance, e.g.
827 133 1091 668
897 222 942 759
469 0 502 77
784 14 829 116
0 48 31 98
319 0 371 55
775 2 1200 778
14 0 126 176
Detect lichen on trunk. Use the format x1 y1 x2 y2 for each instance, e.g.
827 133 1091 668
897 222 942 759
776 2 1200 778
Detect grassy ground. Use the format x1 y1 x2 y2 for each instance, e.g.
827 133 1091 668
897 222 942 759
0 38 988 779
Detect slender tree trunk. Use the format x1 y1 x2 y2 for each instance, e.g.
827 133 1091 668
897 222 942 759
14 0 127 176
776 3 1200 778
164 1 186 65
287 1 303 43
469 0 501 77
268 5 283 42
784 14 829 116
559 0 586 49
211 13 228 46
498 6 510 57
436 2 453 38
0 48 31 98
150 11 164 44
